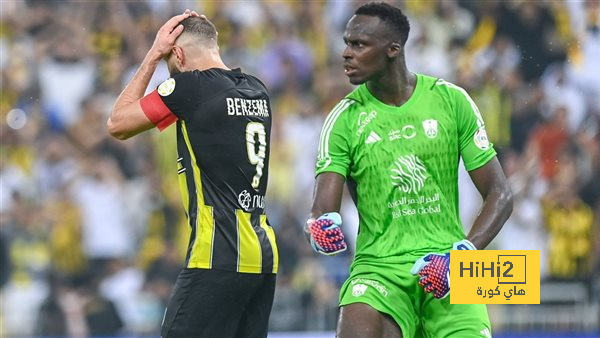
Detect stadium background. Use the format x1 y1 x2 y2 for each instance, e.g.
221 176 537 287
1 0 599 337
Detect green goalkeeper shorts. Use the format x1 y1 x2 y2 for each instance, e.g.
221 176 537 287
339 260 492 338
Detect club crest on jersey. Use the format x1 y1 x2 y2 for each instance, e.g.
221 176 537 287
422 119 438 139
474 127 490 150
352 284 368 297
158 78 176 96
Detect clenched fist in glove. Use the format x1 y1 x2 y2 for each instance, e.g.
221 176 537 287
410 239 476 299
305 212 347 256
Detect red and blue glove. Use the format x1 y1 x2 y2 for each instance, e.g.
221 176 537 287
410 239 476 299
305 212 347 255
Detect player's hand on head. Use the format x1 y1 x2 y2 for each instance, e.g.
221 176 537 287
150 11 193 58
410 239 476 299
183 9 205 19
305 212 347 256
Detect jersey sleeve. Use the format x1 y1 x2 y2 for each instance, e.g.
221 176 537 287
315 99 354 178
453 86 497 171
139 72 196 130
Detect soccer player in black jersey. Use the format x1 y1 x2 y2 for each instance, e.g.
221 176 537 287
108 10 278 338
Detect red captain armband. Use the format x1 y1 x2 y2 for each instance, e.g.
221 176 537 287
139 90 177 131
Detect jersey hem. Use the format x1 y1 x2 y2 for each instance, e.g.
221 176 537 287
315 167 347 179
463 148 497 171
339 299 413 338
186 262 278 274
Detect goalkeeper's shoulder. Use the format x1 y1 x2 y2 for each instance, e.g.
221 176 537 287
324 97 360 118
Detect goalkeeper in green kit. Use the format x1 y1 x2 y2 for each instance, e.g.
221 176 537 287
305 2 513 338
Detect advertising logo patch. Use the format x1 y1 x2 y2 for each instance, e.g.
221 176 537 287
450 250 540 304
158 78 176 96
473 127 490 150
357 111 377 135
390 155 428 194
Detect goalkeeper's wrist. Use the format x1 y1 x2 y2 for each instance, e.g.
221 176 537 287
453 239 477 251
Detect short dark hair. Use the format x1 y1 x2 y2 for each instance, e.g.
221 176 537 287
180 17 217 45
355 2 410 45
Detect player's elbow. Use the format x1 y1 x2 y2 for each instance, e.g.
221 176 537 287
499 184 514 219
107 117 132 140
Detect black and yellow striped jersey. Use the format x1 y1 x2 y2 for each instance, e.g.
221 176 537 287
140 68 278 274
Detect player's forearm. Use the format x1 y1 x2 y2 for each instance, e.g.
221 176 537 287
111 51 162 121
467 185 513 249
309 173 345 219
310 204 340 220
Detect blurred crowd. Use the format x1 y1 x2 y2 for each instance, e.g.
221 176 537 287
1 0 599 336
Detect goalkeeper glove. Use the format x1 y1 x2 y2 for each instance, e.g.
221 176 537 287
305 212 347 256
410 239 476 299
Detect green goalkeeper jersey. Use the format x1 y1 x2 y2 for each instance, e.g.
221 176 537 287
316 74 496 264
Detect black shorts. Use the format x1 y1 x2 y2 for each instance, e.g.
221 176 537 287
160 268 276 338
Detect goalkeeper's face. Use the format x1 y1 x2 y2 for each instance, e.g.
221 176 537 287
342 15 399 85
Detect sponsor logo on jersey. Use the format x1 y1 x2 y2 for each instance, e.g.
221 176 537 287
351 284 368 297
350 278 389 297
238 190 265 211
473 127 490 150
158 78 176 96
480 328 492 338
365 131 382 144
357 111 377 135
422 119 438 138
388 125 416 140
390 155 428 194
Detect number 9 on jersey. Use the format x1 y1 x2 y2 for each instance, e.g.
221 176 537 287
246 122 266 189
